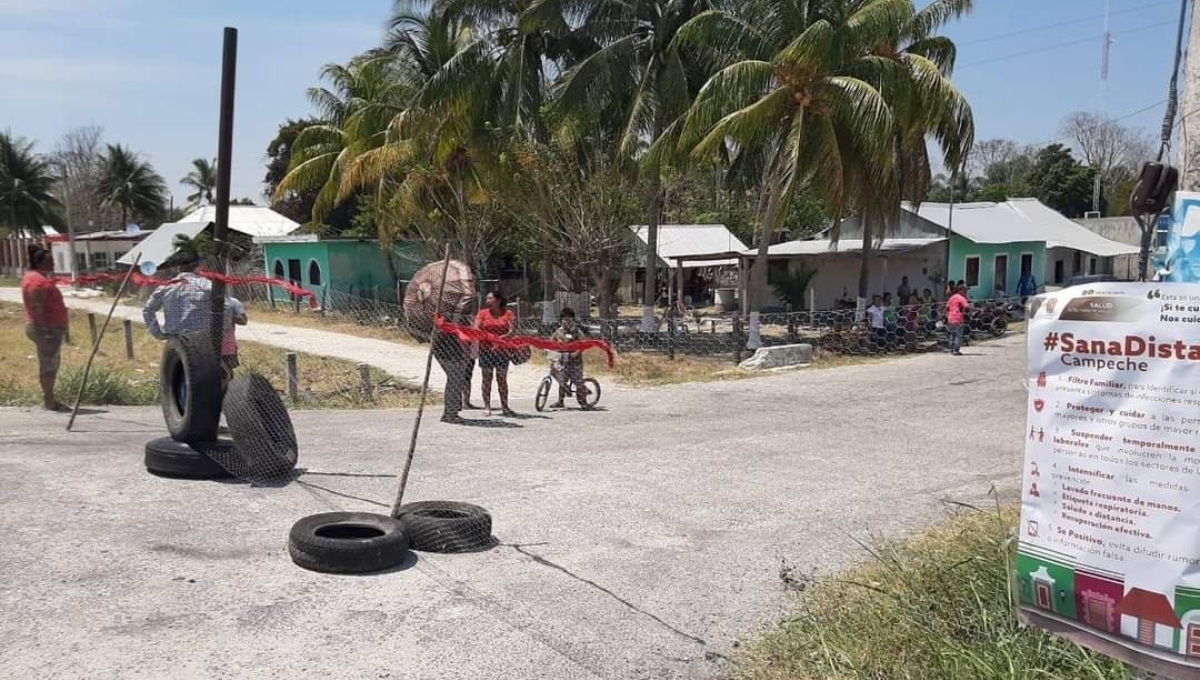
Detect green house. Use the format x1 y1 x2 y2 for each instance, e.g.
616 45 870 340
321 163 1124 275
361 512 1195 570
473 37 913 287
812 198 1140 303
259 236 426 308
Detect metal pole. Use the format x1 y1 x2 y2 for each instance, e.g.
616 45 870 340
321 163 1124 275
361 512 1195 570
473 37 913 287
64 172 78 285
392 246 453 516
944 170 956 299
67 256 139 431
210 26 238 356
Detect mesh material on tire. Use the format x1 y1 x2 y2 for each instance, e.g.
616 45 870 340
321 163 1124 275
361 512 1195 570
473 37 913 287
217 373 299 483
396 501 494 553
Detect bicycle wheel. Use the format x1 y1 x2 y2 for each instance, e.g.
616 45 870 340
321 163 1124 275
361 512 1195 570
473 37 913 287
580 378 602 409
535 377 553 412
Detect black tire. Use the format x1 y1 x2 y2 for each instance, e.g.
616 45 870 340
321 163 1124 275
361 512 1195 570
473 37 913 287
991 317 1008 337
535 377 552 412
288 512 410 574
222 374 298 479
580 378 601 409
144 436 233 479
396 501 494 553
160 332 222 444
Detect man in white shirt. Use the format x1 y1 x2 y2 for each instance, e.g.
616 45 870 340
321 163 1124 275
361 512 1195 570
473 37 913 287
866 294 887 351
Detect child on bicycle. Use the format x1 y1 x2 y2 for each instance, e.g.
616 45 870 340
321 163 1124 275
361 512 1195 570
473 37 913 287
550 307 590 409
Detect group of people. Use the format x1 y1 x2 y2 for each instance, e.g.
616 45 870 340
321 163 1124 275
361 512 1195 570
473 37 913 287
864 276 973 355
18 245 248 412
434 290 591 424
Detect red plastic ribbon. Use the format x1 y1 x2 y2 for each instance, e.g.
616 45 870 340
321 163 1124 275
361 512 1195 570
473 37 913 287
53 269 318 308
435 315 616 367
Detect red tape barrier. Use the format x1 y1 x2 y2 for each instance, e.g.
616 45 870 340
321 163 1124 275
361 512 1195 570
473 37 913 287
435 315 616 367
55 269 318 308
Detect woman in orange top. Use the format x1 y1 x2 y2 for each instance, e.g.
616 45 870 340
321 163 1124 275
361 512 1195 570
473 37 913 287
474 290 516 416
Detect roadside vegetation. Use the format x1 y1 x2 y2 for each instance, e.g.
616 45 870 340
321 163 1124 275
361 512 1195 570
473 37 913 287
732 506 1130 680
0 302 433 409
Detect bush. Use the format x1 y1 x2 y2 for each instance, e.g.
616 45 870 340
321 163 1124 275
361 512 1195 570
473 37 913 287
733 507 1131 680
57 365 159 406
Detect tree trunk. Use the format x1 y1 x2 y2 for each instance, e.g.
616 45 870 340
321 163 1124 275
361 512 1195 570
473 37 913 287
857 218 873 316
595 267 615 320
641 175 662 331
751 183 784 311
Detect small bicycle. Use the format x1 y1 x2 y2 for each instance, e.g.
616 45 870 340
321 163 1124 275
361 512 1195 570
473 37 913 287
535 353 602 412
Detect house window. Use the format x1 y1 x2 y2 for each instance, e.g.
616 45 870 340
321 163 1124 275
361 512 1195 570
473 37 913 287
76 253 88 272
1188 624 1200 657
1072 251 1082 274
308 260 322 286
1088 257 1097 275
1035 583 1051 610
273 260 285 279
1054 260 1065 284
91 252 109 269
964 256 980 288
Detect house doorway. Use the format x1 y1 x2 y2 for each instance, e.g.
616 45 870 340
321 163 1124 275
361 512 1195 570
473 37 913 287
1054 260 1065 283
1084 596 1112 632
1035 582 1052 609
994 254 1009 295
1020 253 1033 277
1188 624 1200 656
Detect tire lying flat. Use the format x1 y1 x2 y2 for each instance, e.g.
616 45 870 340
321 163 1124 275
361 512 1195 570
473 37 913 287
160 331 223 444
288 512 410 574
396 501 494 553
144 436 233 479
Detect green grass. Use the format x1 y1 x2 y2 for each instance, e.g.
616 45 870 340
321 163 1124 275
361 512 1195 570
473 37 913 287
731 506 1131 680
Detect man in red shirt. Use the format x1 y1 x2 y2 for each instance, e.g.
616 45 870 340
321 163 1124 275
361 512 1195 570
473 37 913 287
946 284 970 356
21 247 70 410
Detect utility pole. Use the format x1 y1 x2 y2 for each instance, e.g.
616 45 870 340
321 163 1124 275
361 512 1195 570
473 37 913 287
1181 0 1200 191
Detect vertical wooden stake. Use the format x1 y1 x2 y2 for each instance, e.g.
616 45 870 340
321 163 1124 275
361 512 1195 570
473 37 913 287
286 352 298 401
123 319 134 359
87 313 98 346
358 363 373 400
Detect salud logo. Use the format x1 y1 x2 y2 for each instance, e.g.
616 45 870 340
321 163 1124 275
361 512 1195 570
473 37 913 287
1033 399 1045 413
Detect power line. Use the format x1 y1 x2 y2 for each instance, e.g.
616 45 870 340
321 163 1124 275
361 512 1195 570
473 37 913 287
959 0 1175 47
1022 100 1167 151
959 19 1177 69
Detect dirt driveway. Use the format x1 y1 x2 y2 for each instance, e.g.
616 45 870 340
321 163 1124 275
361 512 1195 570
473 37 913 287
0 336 1027 679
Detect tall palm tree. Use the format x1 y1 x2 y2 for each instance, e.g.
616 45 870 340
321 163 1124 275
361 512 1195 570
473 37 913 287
672 0 973 310
0 132 63 234
554 0 721 327
180 158 217 211
274 52 415 226
96 143 169 227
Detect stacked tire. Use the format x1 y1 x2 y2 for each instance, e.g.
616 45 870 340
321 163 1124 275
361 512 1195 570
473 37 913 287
145 332 231 479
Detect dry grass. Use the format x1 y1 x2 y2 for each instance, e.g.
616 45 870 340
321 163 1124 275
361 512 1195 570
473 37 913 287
238 300 422 344
531 347 752 387
732 506 1129 680
0 302 433 409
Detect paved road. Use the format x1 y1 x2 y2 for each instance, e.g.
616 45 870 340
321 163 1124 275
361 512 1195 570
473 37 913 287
0 330 1028 679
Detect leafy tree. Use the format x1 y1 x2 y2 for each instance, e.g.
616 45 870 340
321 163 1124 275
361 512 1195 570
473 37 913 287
1061 111 1154 215
181 158 216 210
673 0 973 308
1025 143 1099 217
50 126 115 232
96 143 168 226
0 131 63 234
556 0 722 317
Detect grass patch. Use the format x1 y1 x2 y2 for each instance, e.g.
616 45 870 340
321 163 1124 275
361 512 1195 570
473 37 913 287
0 302 434 409
530 348 751 387
731 506 1129 680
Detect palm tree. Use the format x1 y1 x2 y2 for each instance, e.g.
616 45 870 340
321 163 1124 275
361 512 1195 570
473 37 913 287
180 158 217 210
0 132 63 234
672 0 973 310
554 0 721 326
274 52 415 226
96 144 169 227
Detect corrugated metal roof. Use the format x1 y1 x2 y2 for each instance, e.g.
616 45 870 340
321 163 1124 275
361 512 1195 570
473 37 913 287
631 224 748 269
911 199 1139 257
758 237 944 257
179 206 300 238
116 222 209 267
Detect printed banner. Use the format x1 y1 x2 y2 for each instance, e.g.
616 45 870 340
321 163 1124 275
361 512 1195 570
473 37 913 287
1020 283 1200 678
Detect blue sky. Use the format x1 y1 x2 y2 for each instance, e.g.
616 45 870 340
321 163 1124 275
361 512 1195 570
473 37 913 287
0 0 1187 211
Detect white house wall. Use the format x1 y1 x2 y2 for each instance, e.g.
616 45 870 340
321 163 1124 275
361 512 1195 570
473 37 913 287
785 245 946 309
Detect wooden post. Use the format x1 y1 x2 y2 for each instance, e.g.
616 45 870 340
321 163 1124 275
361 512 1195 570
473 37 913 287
123 319 134 359
667 308 676 361
87 313 98 346
710 319 716 334
63 322 71 345
286 352 298 401
268 283 276 310
733 313 744 365
786 304 797 343
358 363 373 400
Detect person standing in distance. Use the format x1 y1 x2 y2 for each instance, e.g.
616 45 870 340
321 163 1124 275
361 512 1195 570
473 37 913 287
21 246 69 411
946 284 970 356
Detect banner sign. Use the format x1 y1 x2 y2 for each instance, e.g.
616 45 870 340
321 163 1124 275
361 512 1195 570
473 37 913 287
1020 283 1200 677
1165 191 1200 282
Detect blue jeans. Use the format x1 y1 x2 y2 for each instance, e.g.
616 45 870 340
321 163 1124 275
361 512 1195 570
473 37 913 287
948 323 964 353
